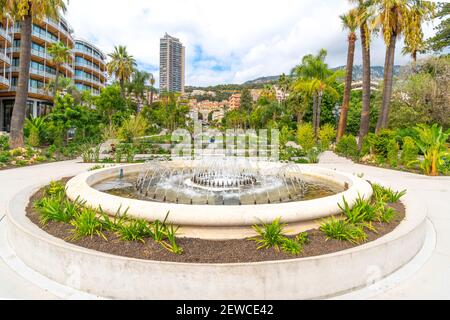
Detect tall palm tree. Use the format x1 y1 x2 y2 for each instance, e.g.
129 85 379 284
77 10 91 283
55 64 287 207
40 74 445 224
374 0 434 132
291 49 342 138
107 45 136 99
2 0 68 148
348 0 374 148
48 41 71 96
337 9 359 141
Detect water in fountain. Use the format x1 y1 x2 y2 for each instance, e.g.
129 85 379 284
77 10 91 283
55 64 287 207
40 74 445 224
133 157 312 205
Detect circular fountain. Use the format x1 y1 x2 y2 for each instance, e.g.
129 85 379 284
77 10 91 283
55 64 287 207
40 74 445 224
65 157 373 239
131 158 313 206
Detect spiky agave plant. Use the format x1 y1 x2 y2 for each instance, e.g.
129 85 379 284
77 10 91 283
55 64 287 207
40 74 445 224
250 217 287 251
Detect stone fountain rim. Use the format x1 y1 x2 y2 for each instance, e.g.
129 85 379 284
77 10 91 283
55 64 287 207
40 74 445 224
65 161 373 228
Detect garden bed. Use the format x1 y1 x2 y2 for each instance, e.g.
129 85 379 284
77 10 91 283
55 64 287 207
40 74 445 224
26 178 405 264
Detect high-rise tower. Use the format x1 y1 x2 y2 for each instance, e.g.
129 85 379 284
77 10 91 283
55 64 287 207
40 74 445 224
159 33 185 93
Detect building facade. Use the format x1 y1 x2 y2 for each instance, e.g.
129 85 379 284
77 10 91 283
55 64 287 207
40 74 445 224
73 39 107 96
228 93 241 110
0 18 106 132
160 33 185 93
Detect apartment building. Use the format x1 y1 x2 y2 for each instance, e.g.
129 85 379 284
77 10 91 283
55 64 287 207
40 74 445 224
160 33 185 93
0 17 107 132
228 93 241 110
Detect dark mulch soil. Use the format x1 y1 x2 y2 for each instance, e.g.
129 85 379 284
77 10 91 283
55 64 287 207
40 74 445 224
26 178 406 264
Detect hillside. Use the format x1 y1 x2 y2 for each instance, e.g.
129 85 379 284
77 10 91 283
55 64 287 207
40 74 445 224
242 65 402 85
185 65 402 94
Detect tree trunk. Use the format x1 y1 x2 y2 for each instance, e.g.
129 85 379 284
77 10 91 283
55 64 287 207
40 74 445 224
312 94 318 138
54 65 60 97
316 91 323 138
376 33 397 132
120 79 125 99
9 13 32 148
358 24 371 149
297 111 302 124
337 32 356 141
150 89 154 105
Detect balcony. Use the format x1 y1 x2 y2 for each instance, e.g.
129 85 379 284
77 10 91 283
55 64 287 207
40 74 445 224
9 85 52 98
0 51 11 66
8 66 57 80
74 61 106 76
0 75 9 88
13 26 58 45
0 28 12 43
73 47 105 63
74 74 104 87
8 47 74 74
43 18 73 41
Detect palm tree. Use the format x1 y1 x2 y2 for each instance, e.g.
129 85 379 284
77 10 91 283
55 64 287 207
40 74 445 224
337 9 359 141
149 73 156 105
291 49 342 138
349 0 374 148
374 0 434 132
107 45 137 98
2 0 68 148
402 1 435 68
48 41 71 96
129 70 150 109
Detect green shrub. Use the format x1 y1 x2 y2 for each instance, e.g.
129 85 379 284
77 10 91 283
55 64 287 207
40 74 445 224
413 124 450 176
372 184 407 203
297 123 315 152
295 232 309 245
44 181 66 197
338 196 377 224
70 207 105 240
27 126 41 147
250 218 287 251
116 143 138 163
98 207 128 232
80 143 95 163
45 145 57 159
160 224 183 255
360 133 376 157
306 146 321 163
379 207 397 223
0 135 9 151
0 151 10 164
118 219 152 243
387 139 399 168
34 196 78 225
281 238 302 255
401 136 419 168
319 217 367 244
335 134 359 159
372 130 394 160
318 124 336 150
118 114 149 143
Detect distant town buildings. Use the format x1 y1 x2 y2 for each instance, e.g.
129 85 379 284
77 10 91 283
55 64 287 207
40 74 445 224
250 89 263 102
228 93 241 110
160 33 185 93
273 85 288 102
188 98 228 122
190 90 216 97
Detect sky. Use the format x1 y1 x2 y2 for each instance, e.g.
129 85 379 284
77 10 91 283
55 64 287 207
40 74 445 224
65 0 442 87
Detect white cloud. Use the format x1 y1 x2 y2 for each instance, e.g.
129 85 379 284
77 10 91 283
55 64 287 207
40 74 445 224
65 0 440 87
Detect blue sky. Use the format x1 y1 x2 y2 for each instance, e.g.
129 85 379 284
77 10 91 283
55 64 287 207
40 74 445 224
66 0 441 87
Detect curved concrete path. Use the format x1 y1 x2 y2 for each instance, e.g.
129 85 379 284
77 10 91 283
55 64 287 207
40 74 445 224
0 155 449 299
